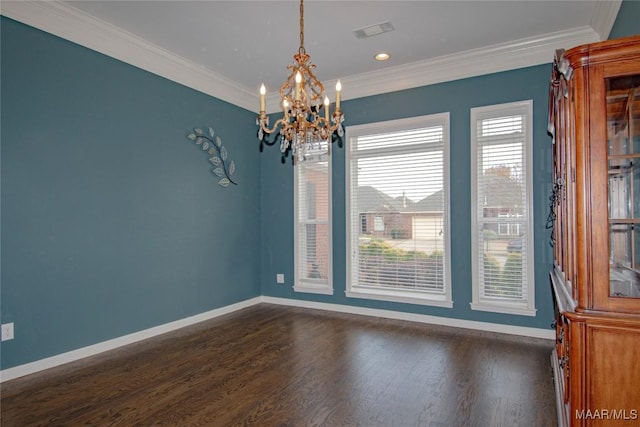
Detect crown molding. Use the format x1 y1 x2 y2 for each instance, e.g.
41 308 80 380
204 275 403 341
337 26 601 104
2 0 616 114
1 0 257 111
591 0 623 40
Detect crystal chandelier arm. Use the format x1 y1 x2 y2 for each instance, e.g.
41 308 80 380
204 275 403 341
258 114 288 136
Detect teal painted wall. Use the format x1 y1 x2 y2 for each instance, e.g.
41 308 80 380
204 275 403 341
0 17 261 369
2 1 638 372
609 0 640 39
260 64 556 330
260 0 640 330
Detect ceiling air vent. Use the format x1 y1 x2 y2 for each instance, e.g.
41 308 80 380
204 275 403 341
352 21 395 39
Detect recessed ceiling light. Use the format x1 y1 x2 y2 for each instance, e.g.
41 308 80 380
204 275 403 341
374 52 390 61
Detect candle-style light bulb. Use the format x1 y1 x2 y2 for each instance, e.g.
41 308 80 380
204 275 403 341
259 84 266 112
335 80 342 111
324 96 330 122
295 71 302 100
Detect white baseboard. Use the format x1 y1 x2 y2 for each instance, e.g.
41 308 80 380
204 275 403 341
261 296 556 341
1 295 553 382
0 297 262 383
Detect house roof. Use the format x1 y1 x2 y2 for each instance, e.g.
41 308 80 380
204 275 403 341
414 190 444 212
358 186 443 213
357 186 404 213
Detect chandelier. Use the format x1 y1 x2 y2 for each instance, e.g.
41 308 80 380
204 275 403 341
257 0 345 163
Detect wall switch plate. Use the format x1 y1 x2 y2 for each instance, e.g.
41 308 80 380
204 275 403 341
276 273 285 284
1 323 14 341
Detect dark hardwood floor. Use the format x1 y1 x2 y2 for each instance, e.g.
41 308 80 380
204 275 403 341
1 304 556 426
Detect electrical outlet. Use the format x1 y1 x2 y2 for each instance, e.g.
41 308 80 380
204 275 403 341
1 323 14 341
276 273 285 284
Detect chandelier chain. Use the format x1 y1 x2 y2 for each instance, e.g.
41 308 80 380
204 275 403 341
299 0 305 54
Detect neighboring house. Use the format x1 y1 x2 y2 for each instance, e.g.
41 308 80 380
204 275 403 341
358 177 523 245
412 190 445 241
479 173 524 237
301 162 330 280
357 186 444 242
357 186 409 239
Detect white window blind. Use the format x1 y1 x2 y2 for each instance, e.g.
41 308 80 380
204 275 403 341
346 114 452 307
471 101 535 316
294 148 332 294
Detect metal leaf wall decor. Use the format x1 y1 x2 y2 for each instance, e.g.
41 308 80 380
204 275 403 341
186 127 237 187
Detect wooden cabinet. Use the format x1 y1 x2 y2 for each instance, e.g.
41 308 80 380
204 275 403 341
549 35 640 427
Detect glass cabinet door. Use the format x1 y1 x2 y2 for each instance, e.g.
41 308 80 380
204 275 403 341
608 75 640 298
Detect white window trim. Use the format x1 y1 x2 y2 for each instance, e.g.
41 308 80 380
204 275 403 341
293 151 333 295
345 113 453 308
470 100 536 316
345 288 453 308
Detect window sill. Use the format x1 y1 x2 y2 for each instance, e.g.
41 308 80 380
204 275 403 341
294 282 333 295
346 288 453 308
470 302 536 317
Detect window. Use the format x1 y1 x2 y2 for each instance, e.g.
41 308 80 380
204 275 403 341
346 114 452 307
471 100 535 316
374 216 385 232
294 143 332 294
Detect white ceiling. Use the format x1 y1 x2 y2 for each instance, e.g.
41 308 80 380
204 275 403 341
1 1 622 112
